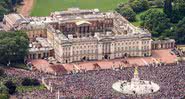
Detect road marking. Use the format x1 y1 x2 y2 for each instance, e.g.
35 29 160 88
141 58 148 66
72 64 80 70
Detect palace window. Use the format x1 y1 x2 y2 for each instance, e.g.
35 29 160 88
136 46 139 50
84 50 86 54
125 47 128 50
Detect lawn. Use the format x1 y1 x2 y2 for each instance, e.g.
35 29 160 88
17 84 46 93
31 0 128 16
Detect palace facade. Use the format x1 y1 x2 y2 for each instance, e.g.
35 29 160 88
2 8 175 63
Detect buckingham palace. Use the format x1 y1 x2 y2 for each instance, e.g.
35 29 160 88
2 8 175 63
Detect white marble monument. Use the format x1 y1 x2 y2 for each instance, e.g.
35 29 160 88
112 67 160 95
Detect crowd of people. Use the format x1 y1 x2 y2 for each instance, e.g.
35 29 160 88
4 62 185 99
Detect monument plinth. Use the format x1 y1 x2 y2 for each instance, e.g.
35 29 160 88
112 67 160 95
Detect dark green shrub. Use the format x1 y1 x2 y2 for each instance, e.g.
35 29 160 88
0 68 5 76
22 78 40 86
0 93 9 99
4 80 16 94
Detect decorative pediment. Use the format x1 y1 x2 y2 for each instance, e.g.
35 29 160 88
75 20 91 26
61 41 72 46
99 37 114 42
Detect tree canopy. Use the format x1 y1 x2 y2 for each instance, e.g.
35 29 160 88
130 0 149 13
116 0 185 44
173 17 185 44
0 31 29 65
140 9 171 37
0 0 23 21
163 0 185 22
116 6 136 22
164 0 172 17
4 80 16 94
115 0 150 22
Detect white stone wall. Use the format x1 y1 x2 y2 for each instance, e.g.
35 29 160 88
54 37 151 63
56 40 98 63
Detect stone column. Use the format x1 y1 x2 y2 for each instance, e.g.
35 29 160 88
167 43 169 49
76 27 80 38
110 42 115 59
105 43 107 54
109 43 111 53
97 43 103 60
169 43 171 48
85 26 88 37
161 44 163 49
70 46 73 62
166 43 168 49
87 26 90 33
57 90 60 99
83 26 85 33
171 43 173 48
158 44 161 49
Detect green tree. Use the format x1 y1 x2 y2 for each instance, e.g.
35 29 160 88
0 68 5 76
0 82 9 99
11 0 23 5
0 83 8 94
4 80 16 94
154 0 164 8
116 6 136 22
173 17 185 44
164 0 172 17
171 0 185 22
22 78 40 86
0 0 23 20
0 94 9 99
0 8 7 21
173 0 185 13
130 0 149 13
0 31 29 65
140 9 171 37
